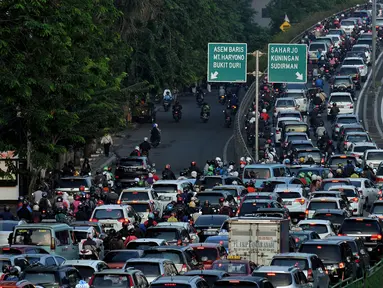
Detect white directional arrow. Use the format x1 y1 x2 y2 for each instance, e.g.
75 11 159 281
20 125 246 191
295 72 303 81
211 71 219 80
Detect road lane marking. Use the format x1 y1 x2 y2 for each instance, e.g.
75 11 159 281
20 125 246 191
223 135 234 163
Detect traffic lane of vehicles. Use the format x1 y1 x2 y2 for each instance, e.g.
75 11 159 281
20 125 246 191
114 88 243 174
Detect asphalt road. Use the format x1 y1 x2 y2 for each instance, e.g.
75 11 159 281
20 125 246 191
114 89 240 174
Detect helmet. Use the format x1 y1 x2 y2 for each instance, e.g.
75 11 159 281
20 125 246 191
103 166 108 171
191 161 196 166
262 109 266 113
42 192 48 198
191 171 197 178
79 185 85 192
56 191 63 196
33 205 39 211
148 213 154 219
4 206 10 212
135 146 139 150
284 159 290 164
215 157 222 162
128 224 135 232
153 123 158 128
122 221 130 228
56 196 63 202
165 164 171 169
336 168 342 174
108 229 116 236
144 137 148 141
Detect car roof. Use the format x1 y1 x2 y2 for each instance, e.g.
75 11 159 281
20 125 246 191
121 188 152 192
309 197 339 202
352 142 376 147
151 276 202 284
273 252 316 258
299 219 332 225
254 266 298 273
328 185 357 190
119 156 147 160
94 204 129 209
330 92 352 96
94 268 140 275
276 97 296 101
144 245 190 251
344 57 364 61
289 140 312 144
214 276 266 284
63 260 106 266
128 238 167 244
302 239 346 245
153 179 192 184
189 243 222 248
126 258 172 264
184 270 229 277
23 265 75 272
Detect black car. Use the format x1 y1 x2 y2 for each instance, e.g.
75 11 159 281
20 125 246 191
330 75 356 96
312 209 349 231
20 265 82 288
195 176 243 189
197 191 236 211
338 217 383 260
184 270 230 287
289 230 321 249
338 67 361 89
145 226 192 246
238 199 283 217
252 208 290 220
194 215 230 242
213 276 274 288
115 156 153 187
299 239 356 283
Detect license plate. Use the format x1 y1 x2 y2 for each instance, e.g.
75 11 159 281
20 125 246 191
204 230 218 235
338 105 344 108
283 201 292 205
102 224 114 228
124 168 135 172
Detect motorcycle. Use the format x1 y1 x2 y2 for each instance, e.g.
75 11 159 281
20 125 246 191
247 134 255 146
218 95 226 105
163 101 171 112
173 110 181 122
196 93 204 107
154 94 162 104
224 114 232 128
201 112 209 123
150 134 161 148
231 105 238 115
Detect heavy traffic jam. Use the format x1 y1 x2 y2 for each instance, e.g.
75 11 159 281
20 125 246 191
2 3 383 288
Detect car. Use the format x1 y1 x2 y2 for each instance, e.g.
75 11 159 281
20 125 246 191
276 110 302 122
189 243 228 269
327 93 355 119
309 191 350 205
196 191 235 212
298 239 357 283
252 265 311 288
125 238 168 250
319 178 353 191
338 65 361 89
306 197 350 219
55 176 92 195
292 148 324 165
345 50 369 65
20 265 82 288
328 185 365 215
340 131 372 152
114 156 153 187
330 75 355 96
204 235 228 252
348 178 380 208
117 187 166 214
351 44 371 64
289 229 321 249
0 221 19 246
369 200 383 217
340 18 357 35
156 222 198 241
103 250 144 269
298 219 337 239
338 217 383 260
62 260 109 281
0 255 29 274
20 253 65 267
295 166 331 180
184 270 230 287
0 280 35 288
348 142 378 158
308 42 329 62
284 140 314 157
0 245 49 255
328 34 342 47
275 117 300 144
122 258 178 283
89 204 141 232
362 149 383 169
213 276 274 288
281 132 309 149
283 88 308 114
332 114 360 139
270 253 330 288
327 236 370 278
194 215 230 242
356 39 377 51
338 123 365 140
238 199 283 217
313 36 335 49
141 246 203 273
89 268 149 288
281 122 310 144
145 225 193 246
312 209 349 231
212 185 248 200
241 192 282 204
151 179 194 202
264 177 306 189
342 57 368 81
328 155 358 170
212 256 257 276
274 97 298 118
327 29 347 39
273 184 308 223
72 225 99 243
150 276 208 288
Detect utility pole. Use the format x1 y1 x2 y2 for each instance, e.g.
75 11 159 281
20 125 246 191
372 0 377 94
248 50 265 162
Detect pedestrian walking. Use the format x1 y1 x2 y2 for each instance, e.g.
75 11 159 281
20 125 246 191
101 133 113 157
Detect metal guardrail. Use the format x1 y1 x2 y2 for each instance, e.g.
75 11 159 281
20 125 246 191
233 4 364 162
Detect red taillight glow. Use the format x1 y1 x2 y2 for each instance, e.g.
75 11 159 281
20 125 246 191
305 210 309 215
371 234 382 240
89 218 98 222
294 198 306 205
118 218 130 223
181 264 188 272
353 197 358 202
339 262 345 269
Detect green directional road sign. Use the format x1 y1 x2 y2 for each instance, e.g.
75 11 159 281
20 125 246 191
207 43 247 83
268 43 307 84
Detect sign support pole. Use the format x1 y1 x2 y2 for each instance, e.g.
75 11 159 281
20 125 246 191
255 50 260 162
372 0 377 95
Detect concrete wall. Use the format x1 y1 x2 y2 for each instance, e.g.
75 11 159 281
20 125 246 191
252 0 272 27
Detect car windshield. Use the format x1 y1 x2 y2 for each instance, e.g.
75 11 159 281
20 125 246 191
287 135 307 142
292 144 313 150
343 59 364 65
152 184 178 193
300 245 341 262
338 117 358 124
243 168 270 179
142 251 183 264
280 113 300 119
212 262 247 274
352 46 367 52
286 93 305 99
329 157 355 166
126 241 160 250
313 213 346 224
93 209 123 220
299 224 329 234
309 44 326 51
59 178 88 188
195 216 228 227
354 146 375 152
339 67 358 75
329 188 357 197
358 40 372 46
271 258 308 270
128 203 150 213
145 229 179 241
277 100 295 107
347 135 369 142
343 127 364 134
126 262 160 277
331 96 352 103
334 78 352 85
296 152 322 163
366 152 383 160
92 275 129 288
340 220 381 234
276 192 301 199
252 272 292 286
197 194 225 205
119 159 144 167
284 125 308 133
371 204 383 214
193 247 218 261
328 30 343 35
103 251 140 263
238 202 271 216
74 231 88 242
14 228 52 246
72 266 95 280
308 201 337 210
341 20 355 26
120 192 149 201
23 272 56 284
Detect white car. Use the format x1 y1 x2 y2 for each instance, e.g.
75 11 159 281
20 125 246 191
342 58 368 81
274 97 298 118
152 179 194 202
328 93 354 116
273 184 308 223
275 117 300 144
348 142 377 158
306 197 349 219
348 178 381 208
328 34 342 47
308 42 328 62
62 260 109 282
328 185 365 216
125 238 168 250
298 219 337 239
352 44 371 64
90 204 140 232
276 110 302 121
340 19 357 35
118 187 168 211
343 132 372 152
284 89 308 114
362 149 383 169
369 200 383 218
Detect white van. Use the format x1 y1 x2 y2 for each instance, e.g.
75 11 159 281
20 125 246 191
362 149 383 168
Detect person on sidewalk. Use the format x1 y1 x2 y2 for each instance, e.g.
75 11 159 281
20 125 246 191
101 133 113 157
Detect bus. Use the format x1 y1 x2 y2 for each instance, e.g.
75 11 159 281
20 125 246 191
0 151 26 200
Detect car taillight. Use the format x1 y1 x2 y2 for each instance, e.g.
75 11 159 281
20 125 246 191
360 66 364 69
325 70 329 72
295 237 300 243
378 190 383 195
115 175 119 179
274 108 277 112
321 158 325 164
338 233 344 236
295 198 306 205
355 254 360 263
88 275 95 286
352 197 358 202
371 234 382 240
305 210 309 215
129 276 135 288
177 239 182 246
344 141 348 145
89 218 98 222
349 105 353 108
181 264 188 272
118 218 130 223
276 130 280 134
117 200 121 204
339 262 345 269
307 268 313 279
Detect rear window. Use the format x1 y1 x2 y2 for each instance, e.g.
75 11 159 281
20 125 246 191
72 266 95 280
338 117 358 124
93 209 123 220
352 46 367 52
309 43 326 51
152 184 177 193
371 204 383 214
334 78 352 85
343 59 364 65
92 275 130 288
125 262 160 277
276 100 295 107
299 244 341 262
197 193 226 205
212 262 247 274
120 191 149 201
313 213 346 225
366 152 383 160
129 203 150 213
145 229 178 242
284 125 308 133
151 285 190 288
0 222 18 231
252 272 292 286
244 168 270 179
340 220 381 234
341 20 355 26
195 216 228 227
308 201 338 210
329 157 356 167
286 135 307 142
271 258 309 270
59 178 88 188
23 272 56 285
296 151 322 163
276 192 301 199
238 202 271 216
126 241 159 250
142 251 183 264
357 40 372 46
330 96 352 103
339 67 358 75
280 113 301 119
192 247 218 261
299 224 329 234
329 188 357 197
119 159 144 166
347 135 369 142
353 146 375 153
103 251 140 263
286 93 305 99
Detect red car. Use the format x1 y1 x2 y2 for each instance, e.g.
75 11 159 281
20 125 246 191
189 243 227 269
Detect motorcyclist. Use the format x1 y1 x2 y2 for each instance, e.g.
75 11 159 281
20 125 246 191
32 205 42 223
201 102 211 117
32 187 44 204
162 164 176 180
188 161 201 176
83 233 98 248
172 100 183 116
72 194 82 215
139 137 151 156
315 74 324 89
260 109 269 122
324 140 335 157
130 146 141 157
0 206 16 220
229 93 239 107
17 200 32 222
163 89 173 102
106 188 119 204
75 203 89 221
3 266 20 281
118 221 131 237
219 202 233 217
306 155 316 165
201 200 214 215
38 192 51 213
55 207 67 223
144 213 158 229
109 231 124 250
150 123 161 144
94 170 104 186
313 89 326 106
330 103 340 121
343 159 355 177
